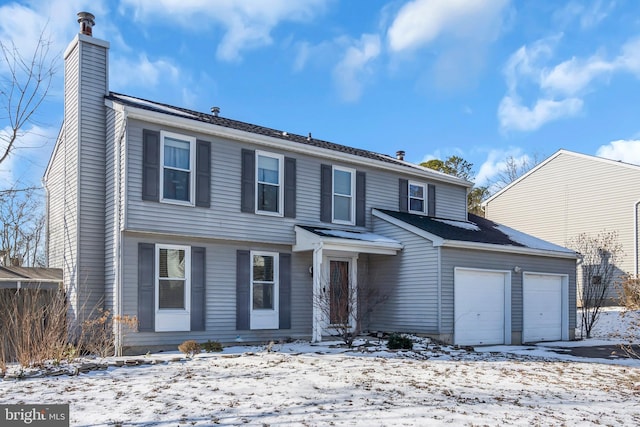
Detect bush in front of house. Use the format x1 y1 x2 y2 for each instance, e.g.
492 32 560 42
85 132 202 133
202 340 223 353
178 340 201 358
387 333 413 350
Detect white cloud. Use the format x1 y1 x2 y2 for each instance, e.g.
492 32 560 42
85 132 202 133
498 95 583 132
119 0 328 62
498 34 640 133
110 54 181 90
475 147 532 188
333 34 381 102
596 140 640 165
387 0 510 53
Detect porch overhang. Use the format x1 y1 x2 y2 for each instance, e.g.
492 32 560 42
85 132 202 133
293 225 403 255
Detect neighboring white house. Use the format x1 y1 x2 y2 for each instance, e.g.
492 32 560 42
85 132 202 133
483 149 640 302
44 13 578 355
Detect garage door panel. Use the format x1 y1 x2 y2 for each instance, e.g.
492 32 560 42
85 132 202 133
523 274 562 343
454 269 507 346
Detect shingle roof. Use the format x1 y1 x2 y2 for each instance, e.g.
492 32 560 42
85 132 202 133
375 209 575 254
106 92 471 185
0 266 63 281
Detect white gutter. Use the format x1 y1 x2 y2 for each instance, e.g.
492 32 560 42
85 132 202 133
105 99 472 188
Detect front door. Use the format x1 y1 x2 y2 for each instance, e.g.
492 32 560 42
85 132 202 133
329 260 350 325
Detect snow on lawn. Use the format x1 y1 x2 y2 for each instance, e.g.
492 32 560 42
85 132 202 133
2 334 640 426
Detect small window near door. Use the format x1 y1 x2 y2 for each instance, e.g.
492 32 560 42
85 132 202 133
155 244 191 331
250 251 280 329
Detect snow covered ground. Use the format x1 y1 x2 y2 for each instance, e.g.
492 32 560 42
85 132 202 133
1 309 639 426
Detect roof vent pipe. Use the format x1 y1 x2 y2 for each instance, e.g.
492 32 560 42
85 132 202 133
396 150 405 161
211 106 220 117
77 12 95 36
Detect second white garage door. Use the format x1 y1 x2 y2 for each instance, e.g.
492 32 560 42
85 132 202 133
454 268 510 346
523 273 564 343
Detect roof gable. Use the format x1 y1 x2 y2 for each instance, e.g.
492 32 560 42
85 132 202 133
484 149 640 206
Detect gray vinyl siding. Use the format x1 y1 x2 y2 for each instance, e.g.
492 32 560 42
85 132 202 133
120 233 312 349
440 247 577 339
485 152 640 280
124 119 469 243
76 39 108 318
369 217 440 334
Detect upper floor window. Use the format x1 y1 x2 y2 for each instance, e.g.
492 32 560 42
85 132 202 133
256 151 284 215
409 181 426 214
333 166 355 225
160 131 196 205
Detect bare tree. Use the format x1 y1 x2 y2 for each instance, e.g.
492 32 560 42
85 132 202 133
0 29 57 166
491 153 543 190
567 231 623 339
314 267 387 347
0 187 45 267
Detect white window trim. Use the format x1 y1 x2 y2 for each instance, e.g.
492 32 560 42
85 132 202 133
332 165 356 225
408 181 427 214
159 130 196 206
250 251 279 330
255 150 284 217
155 244 191 332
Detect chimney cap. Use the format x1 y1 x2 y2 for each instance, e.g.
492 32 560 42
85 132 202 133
211 106 220 117
77 12 95 36
396 150 405 161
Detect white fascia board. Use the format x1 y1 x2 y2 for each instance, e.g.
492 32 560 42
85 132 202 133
372 209 445 245
109 100 470 187
43 124 66 182
293 225 402 255
441 240 579 259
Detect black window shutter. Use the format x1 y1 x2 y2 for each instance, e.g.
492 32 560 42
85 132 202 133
236 250 251 330
356 171 366 226
399 179 408 212
195 140 211 208
320 164 332 223
428 184 436 217
142 130 160 202
138 243 155 332
279 253 291 329
284 157 296 218
191 247 206 331
241 149 255 213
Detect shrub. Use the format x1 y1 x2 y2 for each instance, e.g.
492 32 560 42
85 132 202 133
618 275 640 309
78 308 138 358
178 340 201 357
202 340 223 353
387 333 413 350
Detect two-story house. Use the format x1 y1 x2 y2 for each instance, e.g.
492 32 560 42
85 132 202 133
45 13 578 355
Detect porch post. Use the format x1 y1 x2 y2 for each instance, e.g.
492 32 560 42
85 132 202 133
312 243 323 343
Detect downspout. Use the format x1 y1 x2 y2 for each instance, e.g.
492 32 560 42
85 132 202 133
114 109 127 356
635 200 640 277
436 246 441 336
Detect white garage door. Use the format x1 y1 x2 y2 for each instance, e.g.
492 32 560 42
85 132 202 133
523 273 563 343
454 269 509 346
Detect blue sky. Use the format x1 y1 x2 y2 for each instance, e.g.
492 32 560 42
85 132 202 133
2 0 640 191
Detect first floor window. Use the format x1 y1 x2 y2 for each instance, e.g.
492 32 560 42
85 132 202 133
156 244 191 331
251 251 279 329
409 182 426 213
161 131 196 204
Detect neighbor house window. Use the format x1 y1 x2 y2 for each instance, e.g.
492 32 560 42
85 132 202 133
161 131 196 204
155 244 191 331
256 151 284 215
251 251 279 329
409 182 426 213
333 166 355 224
